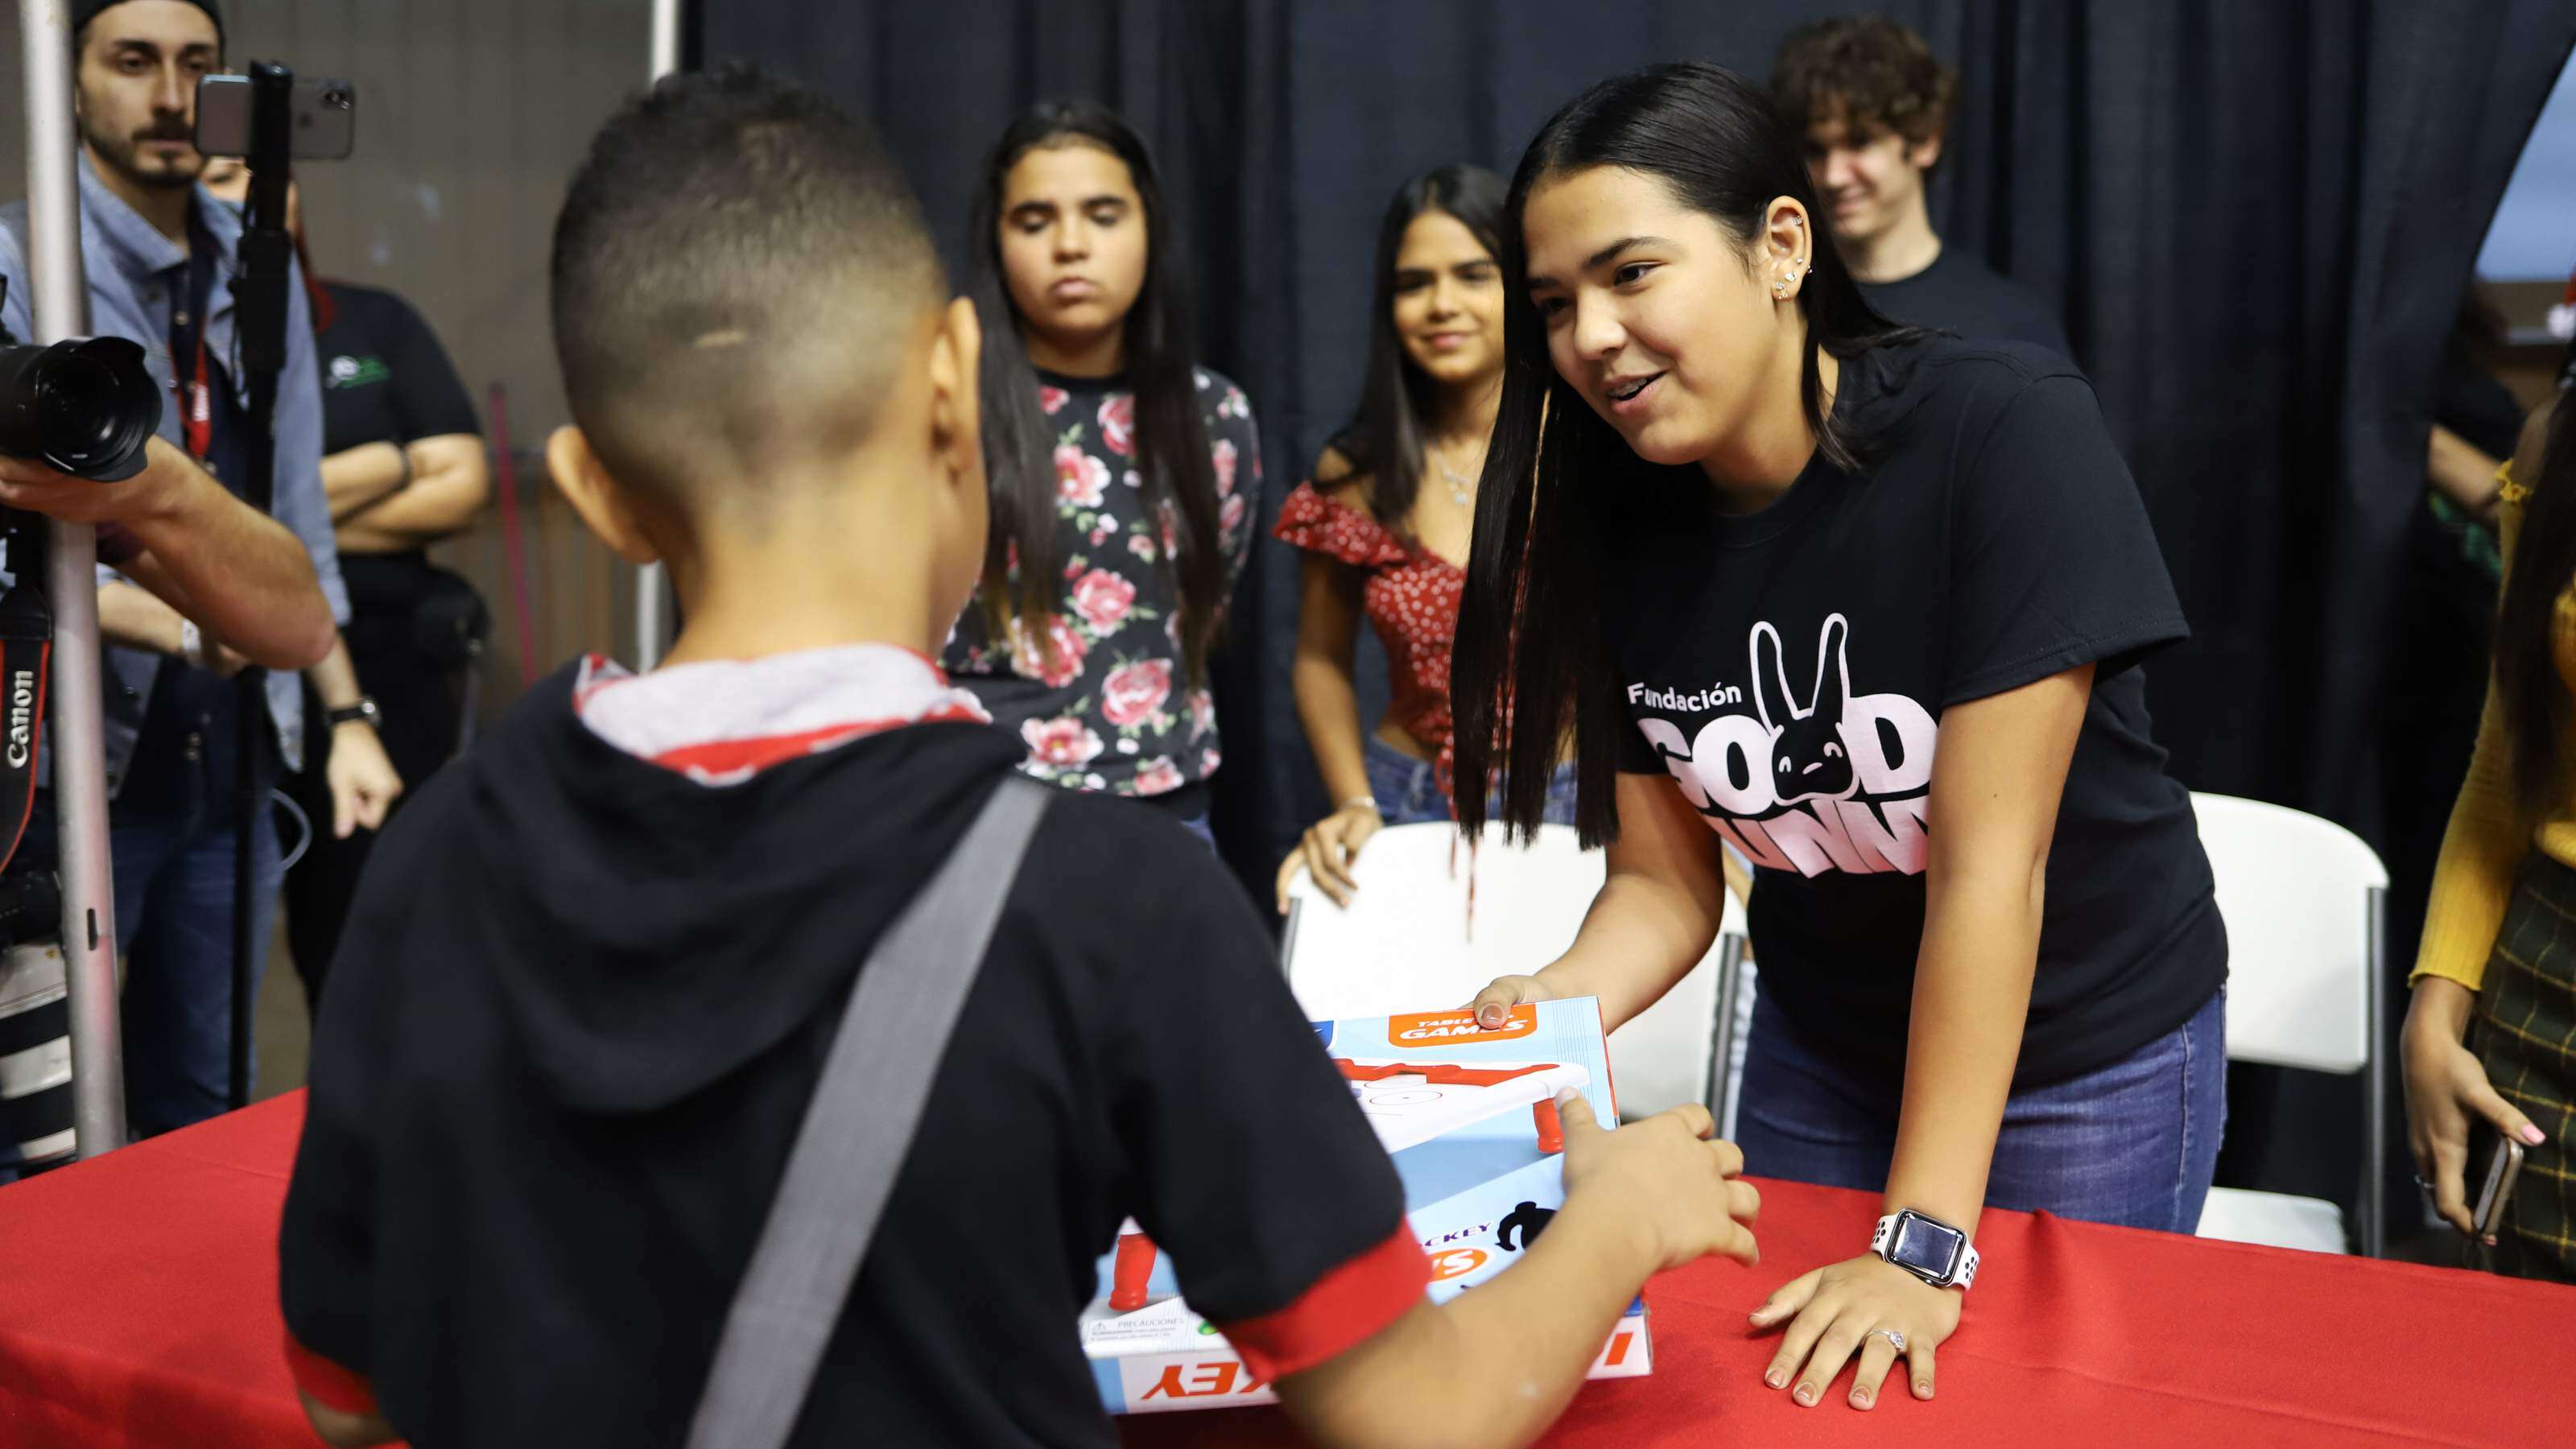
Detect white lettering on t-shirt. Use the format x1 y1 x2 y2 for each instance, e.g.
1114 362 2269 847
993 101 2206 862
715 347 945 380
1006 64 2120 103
1630 613 1938 877
1624 679 1745 713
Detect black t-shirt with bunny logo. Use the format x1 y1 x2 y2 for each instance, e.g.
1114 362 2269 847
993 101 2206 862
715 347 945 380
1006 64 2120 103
1612 336 2223 1088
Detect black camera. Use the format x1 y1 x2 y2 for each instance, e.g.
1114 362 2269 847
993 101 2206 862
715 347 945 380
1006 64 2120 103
0 336 161 483
0 281 163 484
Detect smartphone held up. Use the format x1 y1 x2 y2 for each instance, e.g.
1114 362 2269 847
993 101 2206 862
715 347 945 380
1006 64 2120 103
194 72 356 162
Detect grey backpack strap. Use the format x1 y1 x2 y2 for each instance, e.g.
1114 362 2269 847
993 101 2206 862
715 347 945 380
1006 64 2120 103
685 774 1051 1449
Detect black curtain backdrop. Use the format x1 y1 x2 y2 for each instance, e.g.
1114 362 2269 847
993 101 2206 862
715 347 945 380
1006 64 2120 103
696 0 2575 1230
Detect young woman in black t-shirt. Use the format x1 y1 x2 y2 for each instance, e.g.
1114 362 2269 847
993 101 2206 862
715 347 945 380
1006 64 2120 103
942 105 1257 844
1455 63 2225 1413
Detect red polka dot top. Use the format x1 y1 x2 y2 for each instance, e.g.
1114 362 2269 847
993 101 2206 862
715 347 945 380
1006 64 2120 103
1274 481 1466 790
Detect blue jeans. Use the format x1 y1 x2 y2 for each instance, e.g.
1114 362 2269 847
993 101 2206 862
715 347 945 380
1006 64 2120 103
109 791 282 1138
94 688 285 1139
1362 733 1579 827
1732 989 2227 1232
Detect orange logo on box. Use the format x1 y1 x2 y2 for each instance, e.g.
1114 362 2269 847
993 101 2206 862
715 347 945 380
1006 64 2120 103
1429 1248 1488 1282
1142 1360 1266 1399
1388 1005 1536 1045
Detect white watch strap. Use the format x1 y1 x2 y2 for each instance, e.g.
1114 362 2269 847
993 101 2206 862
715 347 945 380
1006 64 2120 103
1873 1212 1979 1291
179 620 203 668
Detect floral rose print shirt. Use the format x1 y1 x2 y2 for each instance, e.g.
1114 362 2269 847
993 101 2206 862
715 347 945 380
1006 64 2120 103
942 366 1259 801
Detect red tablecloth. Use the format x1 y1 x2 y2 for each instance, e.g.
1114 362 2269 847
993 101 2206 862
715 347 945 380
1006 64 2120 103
0 1096 319 1447
2 1095 2570 1447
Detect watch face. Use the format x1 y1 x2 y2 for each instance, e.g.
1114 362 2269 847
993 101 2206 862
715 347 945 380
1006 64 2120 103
1889 1216 1963 1278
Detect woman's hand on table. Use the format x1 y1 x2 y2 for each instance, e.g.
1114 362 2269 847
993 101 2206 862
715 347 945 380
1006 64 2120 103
1751 1253 1960 1411
2402 976 2545 1241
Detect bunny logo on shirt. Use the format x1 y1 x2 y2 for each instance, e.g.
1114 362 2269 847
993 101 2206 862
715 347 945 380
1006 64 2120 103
1629 613 1938 877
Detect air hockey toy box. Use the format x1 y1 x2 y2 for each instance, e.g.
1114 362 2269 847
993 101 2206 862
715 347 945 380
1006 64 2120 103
1078 996 1649 1415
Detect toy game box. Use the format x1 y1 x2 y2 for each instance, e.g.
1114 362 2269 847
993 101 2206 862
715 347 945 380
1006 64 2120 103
1078 996 1649 1414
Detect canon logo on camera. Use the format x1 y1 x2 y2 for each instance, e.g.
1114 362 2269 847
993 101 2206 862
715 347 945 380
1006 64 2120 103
5 667 34 768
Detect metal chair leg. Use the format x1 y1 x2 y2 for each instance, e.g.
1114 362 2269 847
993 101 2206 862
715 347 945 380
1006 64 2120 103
1708 934 1744 1134
2364 886 2387 1260
1278 895 1302 978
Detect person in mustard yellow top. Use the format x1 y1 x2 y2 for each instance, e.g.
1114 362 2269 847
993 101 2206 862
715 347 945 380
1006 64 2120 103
2403 389 2576 1282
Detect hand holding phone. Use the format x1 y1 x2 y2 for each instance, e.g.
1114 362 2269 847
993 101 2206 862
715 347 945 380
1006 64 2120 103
2469 1125 2525 1245
2401 979 2545 1241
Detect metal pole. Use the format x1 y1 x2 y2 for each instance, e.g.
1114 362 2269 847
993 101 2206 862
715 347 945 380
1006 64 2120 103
650 0 681 77
633 0 683 670
22 0 126 1158
227 62 295 1110
2365 886 2387 1259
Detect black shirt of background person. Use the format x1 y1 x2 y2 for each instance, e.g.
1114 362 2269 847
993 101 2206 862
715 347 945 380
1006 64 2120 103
1610 336 2221 1088
317 283 481 460
2432 328 2526 464
284 281 487 1009
1858 248 2074 361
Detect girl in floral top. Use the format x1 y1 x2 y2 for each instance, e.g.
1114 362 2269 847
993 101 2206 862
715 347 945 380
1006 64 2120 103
944 103 1257 839
1273 165 1576 910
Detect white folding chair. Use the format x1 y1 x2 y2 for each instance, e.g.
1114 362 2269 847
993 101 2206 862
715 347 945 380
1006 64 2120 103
2188 791 2389 1257
1282 823 1747 1119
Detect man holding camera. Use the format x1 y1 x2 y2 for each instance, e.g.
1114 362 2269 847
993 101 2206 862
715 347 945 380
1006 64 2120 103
0 0 396 1145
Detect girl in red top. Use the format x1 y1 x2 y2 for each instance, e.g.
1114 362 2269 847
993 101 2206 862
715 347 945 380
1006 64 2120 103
1273 165 1577 911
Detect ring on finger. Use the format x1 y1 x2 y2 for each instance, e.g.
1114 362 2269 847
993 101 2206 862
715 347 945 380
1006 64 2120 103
1876 1328 1906 1353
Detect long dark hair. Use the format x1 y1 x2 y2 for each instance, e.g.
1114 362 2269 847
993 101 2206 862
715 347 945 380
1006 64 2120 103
1331 163 1508 536
2499 391 2576 810
1452 61 1919 844
968 102 1226 683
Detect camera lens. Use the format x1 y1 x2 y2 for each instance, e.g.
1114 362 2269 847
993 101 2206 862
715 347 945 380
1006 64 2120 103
0 337 162 481
36 354 121 461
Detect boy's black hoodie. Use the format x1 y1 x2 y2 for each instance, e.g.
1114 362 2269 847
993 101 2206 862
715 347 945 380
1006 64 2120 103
280 664 1418 1447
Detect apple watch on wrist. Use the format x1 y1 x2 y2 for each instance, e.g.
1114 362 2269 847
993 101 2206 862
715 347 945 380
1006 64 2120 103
1872 1208 1979 1291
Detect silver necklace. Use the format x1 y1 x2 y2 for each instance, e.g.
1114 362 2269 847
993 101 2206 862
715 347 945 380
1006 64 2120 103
1433 444 1484 507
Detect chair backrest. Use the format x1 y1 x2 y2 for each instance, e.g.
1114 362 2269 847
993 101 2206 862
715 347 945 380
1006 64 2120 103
2189 791 2387 1075
1283 823 1744 1117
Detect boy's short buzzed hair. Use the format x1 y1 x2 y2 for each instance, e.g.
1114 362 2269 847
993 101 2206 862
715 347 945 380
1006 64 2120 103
550 65 944 517
1769 14 1959 147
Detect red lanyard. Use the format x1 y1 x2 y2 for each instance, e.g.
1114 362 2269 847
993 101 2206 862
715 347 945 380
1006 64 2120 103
175 330 211 463
168 237 216 465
